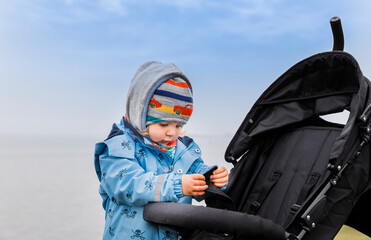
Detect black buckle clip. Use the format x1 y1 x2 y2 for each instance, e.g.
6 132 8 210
290 204 301 214
250 201 261 211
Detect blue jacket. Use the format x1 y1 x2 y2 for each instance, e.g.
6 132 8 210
94 120 211 239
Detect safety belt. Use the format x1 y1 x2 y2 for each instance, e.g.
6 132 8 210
248 171 282 214
284 172 321 228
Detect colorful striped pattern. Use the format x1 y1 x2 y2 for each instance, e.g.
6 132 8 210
146 77 193 126
154 89 193 103
165 79 189 88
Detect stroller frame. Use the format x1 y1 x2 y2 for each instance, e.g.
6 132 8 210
143 17 371 240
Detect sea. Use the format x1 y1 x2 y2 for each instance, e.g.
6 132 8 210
0 134 233 240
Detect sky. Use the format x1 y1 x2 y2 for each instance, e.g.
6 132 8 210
1 0 371 138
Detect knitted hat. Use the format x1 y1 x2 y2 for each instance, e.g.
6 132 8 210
146 77 193 125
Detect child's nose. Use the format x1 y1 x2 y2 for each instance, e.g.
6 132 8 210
166 127 176 136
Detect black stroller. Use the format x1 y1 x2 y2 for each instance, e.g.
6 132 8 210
143 17 371 240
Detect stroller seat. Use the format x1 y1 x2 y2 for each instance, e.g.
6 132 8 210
241 123 342 226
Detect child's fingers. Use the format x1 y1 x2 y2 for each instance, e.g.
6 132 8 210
213 182 227 188
210 171 228 179
192 174 206 180
181 174 207 196
193 185 208 191
211 175 228 183
211 178 228 189
210 169 228 180
192 191 206 196
193 179 207 186
190 185 208 195
213 166 227 174
192 174 206 186
210 167 228 188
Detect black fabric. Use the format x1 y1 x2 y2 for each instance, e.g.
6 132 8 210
224 116 370 239
297 173 321 205
185 232 233 240
346 188 371 236
247 171 282 214
299 137 371 239
203 181 235 210
284 172 321 228
143 202 287 240
236 124 341 225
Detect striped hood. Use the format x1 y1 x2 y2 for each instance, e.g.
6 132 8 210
126 61 192 132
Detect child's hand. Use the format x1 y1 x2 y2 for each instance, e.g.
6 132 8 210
210 166 228 188
181 174 208 196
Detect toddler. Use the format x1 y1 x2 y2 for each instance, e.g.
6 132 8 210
94 61 228 239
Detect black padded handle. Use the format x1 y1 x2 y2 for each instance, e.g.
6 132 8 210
330 16 344 51
144 202 287 240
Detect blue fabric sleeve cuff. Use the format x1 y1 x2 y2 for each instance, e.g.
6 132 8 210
173 175 184 199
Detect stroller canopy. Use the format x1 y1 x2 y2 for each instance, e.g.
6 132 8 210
226 51 368 162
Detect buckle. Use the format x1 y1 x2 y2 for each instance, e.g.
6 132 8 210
250 201 261 211
290 204 301 213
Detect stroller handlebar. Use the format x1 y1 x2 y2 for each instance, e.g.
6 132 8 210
144 202 288 240
330 16 344 51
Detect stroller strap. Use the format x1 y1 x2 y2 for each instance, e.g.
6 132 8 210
284 172 321 228
248 171 282 214
296 173 321 205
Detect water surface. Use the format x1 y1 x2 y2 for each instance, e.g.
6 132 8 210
0 134 232 239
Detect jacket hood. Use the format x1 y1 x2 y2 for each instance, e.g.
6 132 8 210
126 61 192 132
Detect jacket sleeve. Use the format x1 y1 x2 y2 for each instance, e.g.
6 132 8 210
98 151 183 207
187 158 214 174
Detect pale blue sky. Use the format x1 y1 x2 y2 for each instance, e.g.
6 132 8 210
1 0 371 137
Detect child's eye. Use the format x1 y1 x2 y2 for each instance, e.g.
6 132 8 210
160 123 168 127
176 124 183 128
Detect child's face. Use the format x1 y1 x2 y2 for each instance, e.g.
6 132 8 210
147 121 183 144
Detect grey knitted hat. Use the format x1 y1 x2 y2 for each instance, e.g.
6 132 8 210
146 77 193 126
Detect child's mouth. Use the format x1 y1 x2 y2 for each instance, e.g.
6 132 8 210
161 139 176 146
